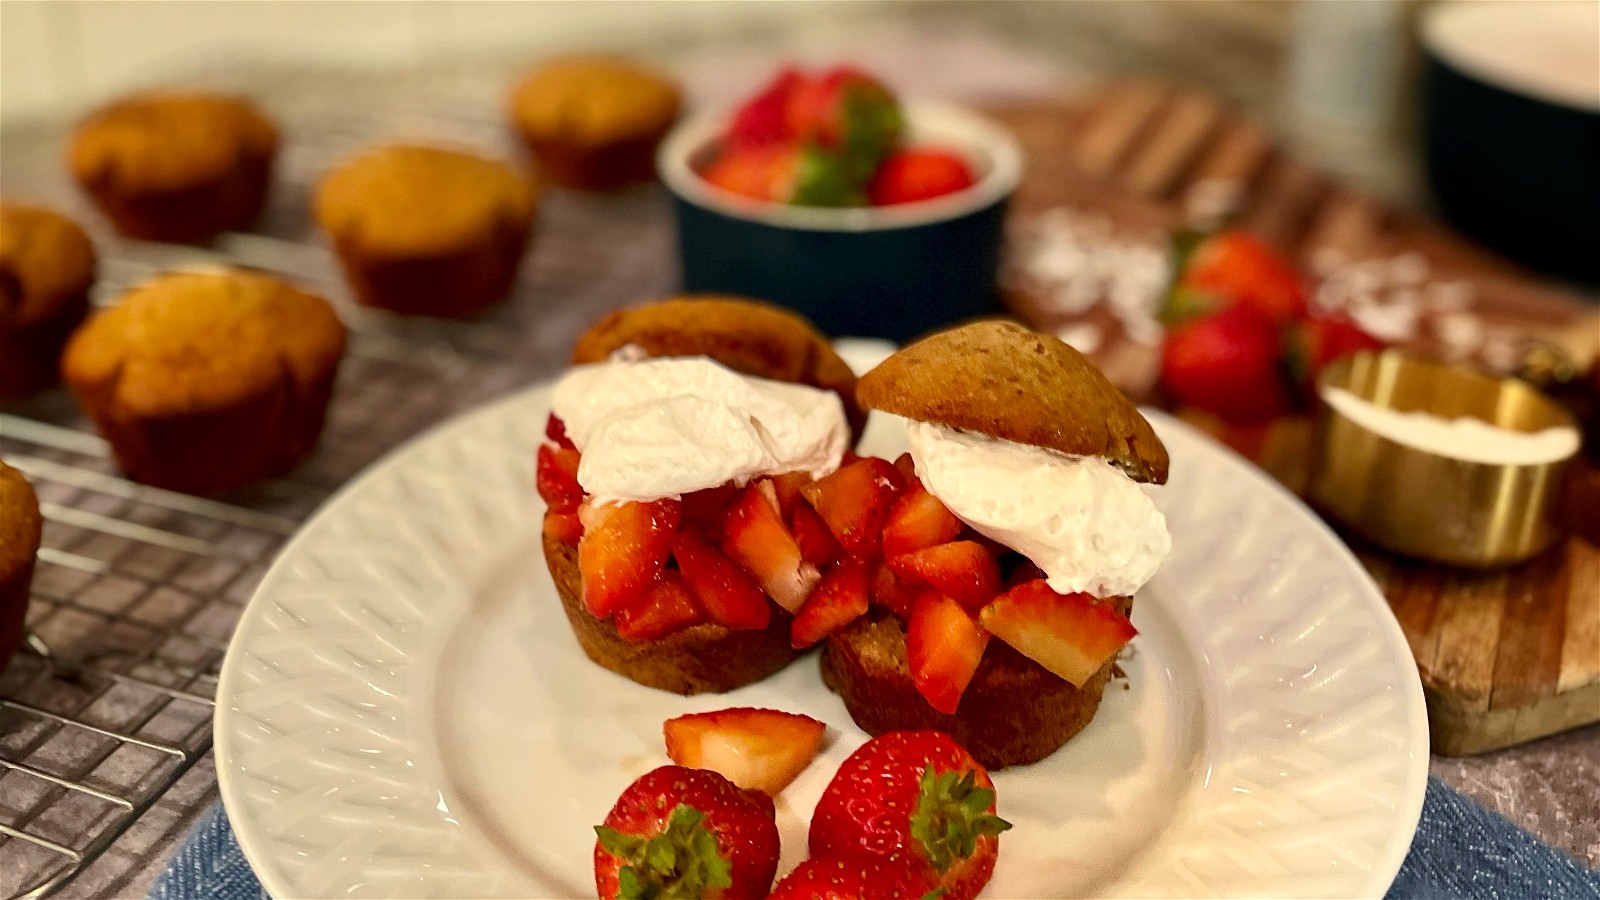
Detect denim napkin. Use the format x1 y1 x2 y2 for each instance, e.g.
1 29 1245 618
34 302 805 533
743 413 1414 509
150 777 1599 900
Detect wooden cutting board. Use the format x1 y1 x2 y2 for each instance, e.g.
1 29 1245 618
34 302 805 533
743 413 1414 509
987 81 1600 756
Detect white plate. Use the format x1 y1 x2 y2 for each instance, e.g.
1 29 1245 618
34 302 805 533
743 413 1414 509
216 343 1429 900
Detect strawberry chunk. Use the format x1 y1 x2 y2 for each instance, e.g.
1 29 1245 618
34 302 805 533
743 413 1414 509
722 482 820 612
871 560 920 621
891 452 917 483
536 444 583 513
882 480 963 558
889 540 1002 611
543 510 584 544
907 593 989 714
577 498 681 618
681 484 739 540
545 414 575 449
800 458 904 557
614 571 704 642
769 471 813 515
979 580 1136 687
663 707 826 795
674 527 770 631
790 502 842 568
791 558 871 648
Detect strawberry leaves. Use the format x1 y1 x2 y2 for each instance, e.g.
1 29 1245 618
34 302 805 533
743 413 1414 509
908 765 1012 874
595 804 733 900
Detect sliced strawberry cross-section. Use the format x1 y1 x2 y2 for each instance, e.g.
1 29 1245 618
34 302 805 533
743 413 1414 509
800 457 905 558
722 481 820 613
614 571 704 643
674 527 770 631
882 479 964 558
536 444 583 513
979 579 1136 687
907 593 989 714
791 557 871 649
889 540 1002 612
577 498 681 618
664 707 826 796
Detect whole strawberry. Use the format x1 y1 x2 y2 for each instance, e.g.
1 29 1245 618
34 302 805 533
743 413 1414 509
724 67 804 150
786 66 903 181
768 853 938 900
809 731 1010 900
869 149 977 206
1286 312 1385 388
1160 305 1292 422
1167 229 1308 326
594 765 779 900
700 145 865 207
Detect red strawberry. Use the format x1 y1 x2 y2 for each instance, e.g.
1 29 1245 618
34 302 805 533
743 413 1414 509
800 457 905 557
663 708 825 795
1173 229 1308 325
1287 312 1385 386
871 560 921 621
699 144 866 207
786 66 903 179
769 471 813 515
979 579 1136 687
906 593 989 714
614 571 704 642
791 557 871 649
722 481 819 613
543 510 584 544
682 484 740 539
1160 305 1292 422
594 765 779 900
869 148 977 206
810 731 1011 900
674 527 770 631
768 853 936 900
577 498 681 618
882 480 964 559
891 452 917 484
546 414 575 449
1004 558 1047 588
724 67 803 149
889 541 1002 611
790 501 843 568
535 444 583 513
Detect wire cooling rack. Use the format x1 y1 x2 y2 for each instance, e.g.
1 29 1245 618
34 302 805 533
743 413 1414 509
0 65 675 897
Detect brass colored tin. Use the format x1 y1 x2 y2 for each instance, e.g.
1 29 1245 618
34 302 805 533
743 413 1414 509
1310 351 1580 567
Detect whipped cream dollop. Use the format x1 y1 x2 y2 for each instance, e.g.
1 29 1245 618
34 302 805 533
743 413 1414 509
905 420 1170 598
550 355 849 504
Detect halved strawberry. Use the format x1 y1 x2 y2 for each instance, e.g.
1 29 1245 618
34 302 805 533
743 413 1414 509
979 580 1136 686
681 484 739 540
578 498 681 618
663 707 826 795
674 527 770 631
871 560 920 621
536 444 583 513
614 571 704 642
790 502 842 568
889 541 1002 611
543 510 584 544
791 558 871 648
907 593 989 714
800 458 905 557
722 481 819 612
882 481 964 558
546 414 575 450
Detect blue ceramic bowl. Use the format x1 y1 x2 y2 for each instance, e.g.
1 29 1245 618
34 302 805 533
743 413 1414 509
659 101 1023 341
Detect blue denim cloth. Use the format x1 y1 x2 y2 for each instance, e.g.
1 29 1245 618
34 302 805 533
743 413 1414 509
152 777 1598 899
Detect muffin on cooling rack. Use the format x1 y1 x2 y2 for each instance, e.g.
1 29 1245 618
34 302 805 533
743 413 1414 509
68 92 278 243
0 461 40 674
0 204 95 400
314 144 537 318
61 270 346 495
509 56 681 191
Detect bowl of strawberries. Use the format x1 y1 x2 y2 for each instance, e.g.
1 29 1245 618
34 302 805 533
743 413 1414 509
658 65 1022 342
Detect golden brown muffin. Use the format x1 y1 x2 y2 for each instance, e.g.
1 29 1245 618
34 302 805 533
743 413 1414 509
68 92 277 243
572 296 866 440
62 271 346 494
0 461 41 674
857 320 1169 483
0 204 96 399
509 56 681 191
315 144 537 318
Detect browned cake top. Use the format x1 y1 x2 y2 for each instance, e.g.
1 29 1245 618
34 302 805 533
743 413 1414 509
572 296 866 440
857 320 1169 483
68 92 278 194
314 144 536 258
0 204 96 329
0 461 42 584
510 55 682 146
62 271 346 419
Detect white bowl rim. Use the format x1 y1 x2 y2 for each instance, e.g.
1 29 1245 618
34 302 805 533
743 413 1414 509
657 98 1023 233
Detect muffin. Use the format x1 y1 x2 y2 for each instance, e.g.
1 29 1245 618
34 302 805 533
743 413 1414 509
61 271 346 494
315 144 537 318
68 92 277 243
0 461 41 674
509 56 681 191
0 204 96 400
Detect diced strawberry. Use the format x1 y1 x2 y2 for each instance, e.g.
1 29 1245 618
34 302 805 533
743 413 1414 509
790 502 842 568
614 571 704 642
1004 558 1047 588
800 458 905 557
682 484 739 540
881 480 963 558
543 510 584 544
545 414 575 449
722 482 820 613
791 558 871 648
871 560 920 621
907 593 989 714
663 707 826 796
768 471 813 515
889 541 1002 611
891 452 917 483
724 67 803 150
868 148 977 206
536 444 583 513
577 498 681 618
674 527 771 631
979 580 1137 687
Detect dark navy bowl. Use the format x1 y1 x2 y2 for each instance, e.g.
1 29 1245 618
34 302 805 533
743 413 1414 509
1421 1 1600 286
659 102 1022 342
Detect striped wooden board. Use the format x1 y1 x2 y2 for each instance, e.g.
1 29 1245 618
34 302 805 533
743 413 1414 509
987 81 1600 755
